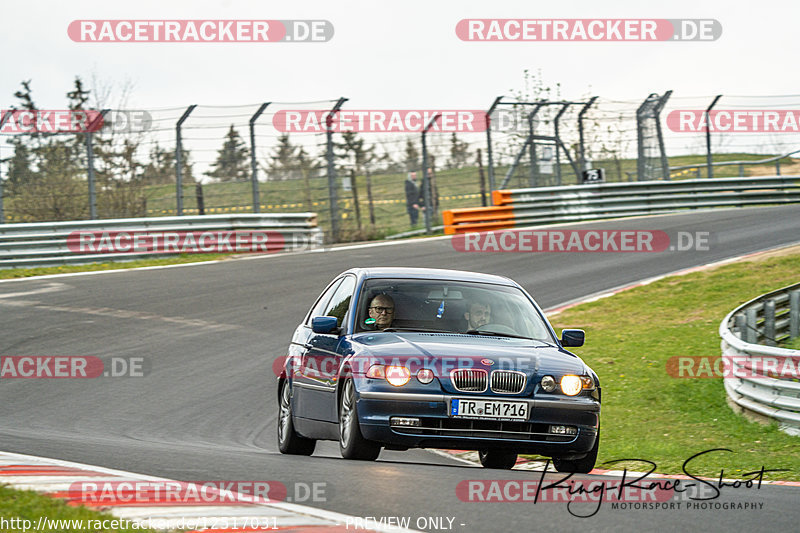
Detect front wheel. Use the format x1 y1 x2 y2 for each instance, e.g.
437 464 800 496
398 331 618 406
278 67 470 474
277 380 316 455
553 432 599 474
478 449 518 469
339 379 381 461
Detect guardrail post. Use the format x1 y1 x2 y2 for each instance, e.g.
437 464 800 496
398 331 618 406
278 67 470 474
776 160 782 176
738 164 744 177
745 308 758 343
0 111 11 223
249 103 270 214
176 105 197 216
734 314 747 340
763 300 777 346
790 290 800 339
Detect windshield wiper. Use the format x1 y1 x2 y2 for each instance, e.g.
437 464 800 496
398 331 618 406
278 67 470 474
465 329 534 340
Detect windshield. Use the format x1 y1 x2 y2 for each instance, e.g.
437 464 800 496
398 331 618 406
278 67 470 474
355 278 556 342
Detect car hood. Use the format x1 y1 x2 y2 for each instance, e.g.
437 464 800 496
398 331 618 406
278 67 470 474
350 331 588 381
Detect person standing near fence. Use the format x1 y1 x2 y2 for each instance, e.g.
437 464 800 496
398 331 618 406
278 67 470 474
405 171 422 226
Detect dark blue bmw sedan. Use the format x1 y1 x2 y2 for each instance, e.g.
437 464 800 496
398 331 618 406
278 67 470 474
277 267 600 472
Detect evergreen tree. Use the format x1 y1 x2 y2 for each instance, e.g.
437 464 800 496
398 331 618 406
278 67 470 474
404 139 420 171
205 125 249 182
447 133 471 169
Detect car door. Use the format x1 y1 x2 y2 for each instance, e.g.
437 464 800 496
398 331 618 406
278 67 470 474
295 274 356 422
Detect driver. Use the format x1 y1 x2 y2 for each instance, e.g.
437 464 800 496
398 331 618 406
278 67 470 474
464 299 491 331
367 294 395 330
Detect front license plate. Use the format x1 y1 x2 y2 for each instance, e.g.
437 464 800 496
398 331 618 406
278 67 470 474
450 398 528 420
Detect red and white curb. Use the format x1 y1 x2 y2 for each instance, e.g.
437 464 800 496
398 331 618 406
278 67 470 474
428 449 800 486
0 451 420 532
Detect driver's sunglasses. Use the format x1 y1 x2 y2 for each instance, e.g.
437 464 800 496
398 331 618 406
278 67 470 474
369 306 394 314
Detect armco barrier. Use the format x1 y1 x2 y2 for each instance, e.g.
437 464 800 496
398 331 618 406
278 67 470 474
720 282 800 436
0 213 322 269
442 176 800 234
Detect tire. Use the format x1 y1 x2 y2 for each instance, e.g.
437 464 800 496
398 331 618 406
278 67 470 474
478 449 518 469
339 379 381 461
277 380 316 455
553 432 599 474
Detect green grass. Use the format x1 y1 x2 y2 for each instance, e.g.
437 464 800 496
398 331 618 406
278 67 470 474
526 250 800 479
136 153 799 240
0 485 161 532
0 254 232 280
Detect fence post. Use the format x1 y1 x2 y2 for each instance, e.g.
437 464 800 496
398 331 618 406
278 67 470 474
745 308 758 343
776 160 782 176
763 300 776 346
421 113 441 235
790 290 800 339
326 97 347 243
738 163 744 177
655 90 672 180
85 109 109 220
705 95 722 179
0 111 12 224
195 183 205 215
553 103 570 186
249 103 270 214
485 97 503 204
578 96 597 174
527 104 543 187
477 148 487 207
175 105 197 216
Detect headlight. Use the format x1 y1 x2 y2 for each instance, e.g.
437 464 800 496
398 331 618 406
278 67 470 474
385 365 411 387
560 374 595 396
417 368 434 384
560 375 582 396
540 375 557 392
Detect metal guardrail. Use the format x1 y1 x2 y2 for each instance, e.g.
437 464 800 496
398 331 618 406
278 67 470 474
442 176 800 234
628 149 800 180
0 213 322 269
720 283 800 436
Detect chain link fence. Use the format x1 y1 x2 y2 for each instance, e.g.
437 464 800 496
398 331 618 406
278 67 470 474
2 92 800 242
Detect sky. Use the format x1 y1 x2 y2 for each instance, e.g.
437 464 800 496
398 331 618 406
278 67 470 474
2 0 797 109
2 0 799 177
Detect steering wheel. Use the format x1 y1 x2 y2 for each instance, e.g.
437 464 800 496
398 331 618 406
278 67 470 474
473 323 518 336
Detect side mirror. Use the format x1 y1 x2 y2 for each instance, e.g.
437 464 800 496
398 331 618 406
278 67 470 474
312 316 340 335
561 329 585 347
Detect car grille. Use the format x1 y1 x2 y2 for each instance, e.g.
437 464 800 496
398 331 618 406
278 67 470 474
450 369 487 392
490 370 526 394
398 418 574 442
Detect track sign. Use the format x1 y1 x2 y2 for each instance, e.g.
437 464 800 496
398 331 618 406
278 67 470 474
582 168 605 184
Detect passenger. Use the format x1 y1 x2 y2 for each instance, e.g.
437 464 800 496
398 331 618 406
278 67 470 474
367 294 395 330
464 299 491 331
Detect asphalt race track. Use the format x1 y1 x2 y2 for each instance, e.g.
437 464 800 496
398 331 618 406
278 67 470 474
2 205 800 531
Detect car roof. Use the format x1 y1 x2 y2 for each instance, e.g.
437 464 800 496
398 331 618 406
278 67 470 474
342 267 518 287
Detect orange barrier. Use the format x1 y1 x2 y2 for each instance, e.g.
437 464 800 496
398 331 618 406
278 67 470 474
492 189 514 205
442 205 515 234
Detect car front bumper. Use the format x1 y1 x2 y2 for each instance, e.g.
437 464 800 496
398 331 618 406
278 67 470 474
356 390 600 456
